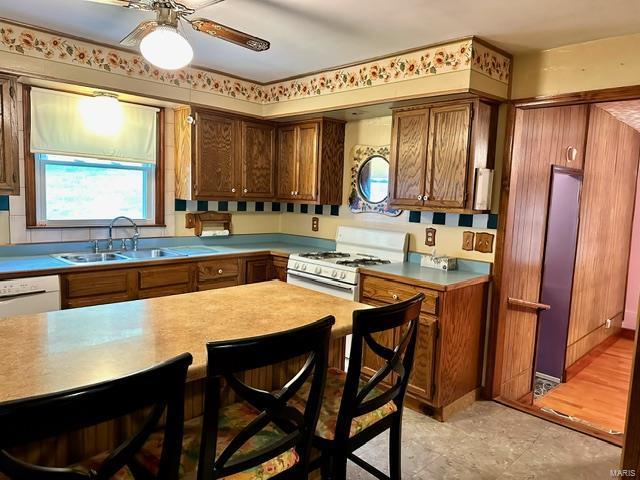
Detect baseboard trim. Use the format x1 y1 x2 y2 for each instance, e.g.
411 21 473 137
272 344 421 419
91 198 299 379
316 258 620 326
621 328 636 340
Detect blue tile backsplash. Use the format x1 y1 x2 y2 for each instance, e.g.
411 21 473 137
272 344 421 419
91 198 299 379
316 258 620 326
0 196 8 211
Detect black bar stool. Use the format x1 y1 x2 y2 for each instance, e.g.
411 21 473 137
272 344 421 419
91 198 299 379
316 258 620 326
292 293 424 480
194 316 334 480
0 353 193 480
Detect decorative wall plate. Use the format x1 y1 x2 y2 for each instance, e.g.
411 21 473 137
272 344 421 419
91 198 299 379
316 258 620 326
348 145 402 217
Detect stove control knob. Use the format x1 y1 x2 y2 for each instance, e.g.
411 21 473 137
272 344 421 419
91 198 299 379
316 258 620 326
294 262 300 269
340 272 346 279
331 270 338 278
301 264 307 271
315 266 321 274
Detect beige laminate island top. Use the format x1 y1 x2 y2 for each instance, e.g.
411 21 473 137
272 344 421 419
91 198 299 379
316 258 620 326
0 281 368 405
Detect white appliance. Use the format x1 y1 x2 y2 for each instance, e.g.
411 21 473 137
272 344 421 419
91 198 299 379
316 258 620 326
0 275 61 317
287 226 408 300
287 227 409 362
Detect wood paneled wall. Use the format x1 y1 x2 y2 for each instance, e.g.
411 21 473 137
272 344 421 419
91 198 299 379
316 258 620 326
496 105 588 400
566 106 640 368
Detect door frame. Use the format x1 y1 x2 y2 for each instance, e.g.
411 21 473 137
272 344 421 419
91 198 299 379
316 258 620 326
486 85 640 451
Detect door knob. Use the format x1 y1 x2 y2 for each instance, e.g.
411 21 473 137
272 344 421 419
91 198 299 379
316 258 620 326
243 188 248 193
231 188 236 193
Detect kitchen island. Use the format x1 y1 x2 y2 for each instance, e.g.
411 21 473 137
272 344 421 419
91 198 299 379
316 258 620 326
0 280 368 466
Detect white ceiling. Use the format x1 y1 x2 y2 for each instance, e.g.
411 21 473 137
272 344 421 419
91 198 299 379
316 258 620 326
1 0 639 83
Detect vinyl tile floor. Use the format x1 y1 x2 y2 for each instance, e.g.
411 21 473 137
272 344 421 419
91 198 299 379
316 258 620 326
346 401 621 479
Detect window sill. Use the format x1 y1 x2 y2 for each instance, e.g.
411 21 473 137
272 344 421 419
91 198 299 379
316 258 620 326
26 224 167 229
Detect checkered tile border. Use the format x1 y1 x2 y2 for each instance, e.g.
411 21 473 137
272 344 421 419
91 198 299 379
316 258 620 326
408 211 498 229
175 200 340 216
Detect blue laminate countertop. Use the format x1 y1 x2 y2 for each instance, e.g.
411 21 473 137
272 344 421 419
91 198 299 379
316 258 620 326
361 262 491 291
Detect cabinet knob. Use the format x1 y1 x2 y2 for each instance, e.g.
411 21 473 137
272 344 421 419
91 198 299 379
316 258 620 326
566 146 578 163
218 269 223 274
417 195 423 200
231 188 236 193
243 188 248 193
291 191 294 195
294 191 298 196
392 293 399 300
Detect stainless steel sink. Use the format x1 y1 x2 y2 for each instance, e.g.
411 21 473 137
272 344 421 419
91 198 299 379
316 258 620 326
119 248 184 260
54 252 128 265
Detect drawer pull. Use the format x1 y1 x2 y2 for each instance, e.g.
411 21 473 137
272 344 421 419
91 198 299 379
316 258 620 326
392 293 399 300
508 297 551 311
218 269 223 274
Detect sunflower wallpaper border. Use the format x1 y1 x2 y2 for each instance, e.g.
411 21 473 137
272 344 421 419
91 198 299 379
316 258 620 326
0 20 511 105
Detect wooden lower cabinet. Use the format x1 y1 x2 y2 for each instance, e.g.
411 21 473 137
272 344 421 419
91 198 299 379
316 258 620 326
60 253 289 308
359 271 488 421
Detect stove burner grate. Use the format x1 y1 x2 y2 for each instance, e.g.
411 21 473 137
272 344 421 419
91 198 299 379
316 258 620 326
298 251 351 260
335 258 392 267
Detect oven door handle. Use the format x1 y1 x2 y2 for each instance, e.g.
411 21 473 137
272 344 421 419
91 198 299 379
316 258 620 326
287 270 355 292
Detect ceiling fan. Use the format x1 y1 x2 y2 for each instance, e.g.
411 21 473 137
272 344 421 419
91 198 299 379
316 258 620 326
83 0 270 70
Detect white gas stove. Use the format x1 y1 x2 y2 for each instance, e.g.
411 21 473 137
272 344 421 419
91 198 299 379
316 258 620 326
287 226 408 300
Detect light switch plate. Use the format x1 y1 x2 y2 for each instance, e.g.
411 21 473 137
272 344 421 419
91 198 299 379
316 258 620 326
312 217 319 232
425 227 436 246
474 232 494 253
462 231 475 251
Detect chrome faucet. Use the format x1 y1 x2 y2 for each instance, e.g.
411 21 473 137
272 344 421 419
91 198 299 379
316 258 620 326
107 216 140 251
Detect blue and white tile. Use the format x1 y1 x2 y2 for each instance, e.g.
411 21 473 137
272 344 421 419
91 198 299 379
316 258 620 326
472 214 489 229
420 211 434 224
185 200 197 212
444 213 460 227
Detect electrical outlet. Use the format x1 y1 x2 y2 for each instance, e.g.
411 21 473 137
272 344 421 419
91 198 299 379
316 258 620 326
605 318 612 329
462 231 475 251
312 216 319 232
425 227 436 246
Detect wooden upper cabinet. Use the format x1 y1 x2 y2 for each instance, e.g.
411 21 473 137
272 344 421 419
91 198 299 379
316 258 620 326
276 126 297 200
193 111 238 199
389 109 429 207
295 122 319 201
389 99 498 212
240 121 276 199
276 118 344 204
0 76 18 195
426 104 472 208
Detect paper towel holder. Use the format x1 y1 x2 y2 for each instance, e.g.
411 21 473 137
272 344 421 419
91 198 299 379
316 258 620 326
185 211 232 236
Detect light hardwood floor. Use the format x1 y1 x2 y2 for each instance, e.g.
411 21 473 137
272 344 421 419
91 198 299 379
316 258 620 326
534 336 634 434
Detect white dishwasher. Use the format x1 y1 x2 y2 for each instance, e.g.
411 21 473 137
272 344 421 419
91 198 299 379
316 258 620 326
0 275 61 317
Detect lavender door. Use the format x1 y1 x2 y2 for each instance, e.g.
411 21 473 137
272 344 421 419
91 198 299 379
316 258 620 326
535 167 583 381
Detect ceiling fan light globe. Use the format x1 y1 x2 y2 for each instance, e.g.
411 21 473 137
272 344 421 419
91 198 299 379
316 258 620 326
140 25 193 70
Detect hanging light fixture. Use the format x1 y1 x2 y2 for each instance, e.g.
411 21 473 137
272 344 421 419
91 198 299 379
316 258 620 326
140 24 193 70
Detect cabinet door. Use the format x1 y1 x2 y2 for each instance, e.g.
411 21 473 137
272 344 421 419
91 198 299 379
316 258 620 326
425 103 472 208
194 112 238 199
389 109 429 207
245 257 270 284
62 270 137 308
407 315 438 403
0 77 18 195
276 126 297 200
295 123 319 201
241 121 276 199
269 255 288 282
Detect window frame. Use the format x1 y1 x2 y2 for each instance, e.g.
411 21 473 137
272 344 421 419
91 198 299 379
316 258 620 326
23 85 165 229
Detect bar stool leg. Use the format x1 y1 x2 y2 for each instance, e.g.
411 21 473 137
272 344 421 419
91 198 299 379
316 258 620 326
389 415 402 480
331 454 348 480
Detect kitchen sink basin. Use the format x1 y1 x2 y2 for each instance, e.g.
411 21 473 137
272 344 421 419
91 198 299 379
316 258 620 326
54 252 128 265
119 248 184 259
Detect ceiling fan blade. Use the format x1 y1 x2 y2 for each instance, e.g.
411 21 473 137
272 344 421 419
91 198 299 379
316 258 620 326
81 0 155 10
190 18 270 51
182 0 226 9
120 20 158 47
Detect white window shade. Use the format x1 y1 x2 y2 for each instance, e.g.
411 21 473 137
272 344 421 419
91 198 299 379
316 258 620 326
30 88 159 164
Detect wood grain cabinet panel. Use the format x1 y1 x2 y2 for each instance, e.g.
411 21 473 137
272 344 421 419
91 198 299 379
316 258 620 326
426 104 472 208
0 75 18 195
389 109 429 207
276 126 297 200
245 257 271 284
138 265 191 289
62 270 137 308
359 271 487 419
241 121 276 199
198 258 240 283
275 118 344 204
269 255 288 282
389 99 498 212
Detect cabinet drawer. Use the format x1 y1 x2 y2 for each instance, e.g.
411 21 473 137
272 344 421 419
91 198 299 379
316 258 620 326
198 277 240 291
139 265 191 289
139 284 191 299
64 270 132 299
361 275 439 315
198 258 240 282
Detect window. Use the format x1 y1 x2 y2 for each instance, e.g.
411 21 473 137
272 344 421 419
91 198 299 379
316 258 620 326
35 154 155 226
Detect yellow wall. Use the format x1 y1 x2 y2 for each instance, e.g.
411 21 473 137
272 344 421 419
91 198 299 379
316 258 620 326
279 116 497 261
511 33 640 99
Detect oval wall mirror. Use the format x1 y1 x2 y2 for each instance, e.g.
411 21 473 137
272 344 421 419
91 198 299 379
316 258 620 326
357 155 390 204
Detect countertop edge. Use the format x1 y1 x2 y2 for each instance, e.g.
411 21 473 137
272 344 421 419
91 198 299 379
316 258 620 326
359 267 492 291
